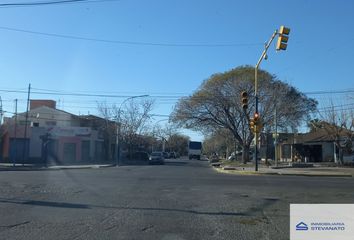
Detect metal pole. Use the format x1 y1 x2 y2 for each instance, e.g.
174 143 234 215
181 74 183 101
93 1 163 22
116 122 119 166
254 30 277 171
274 106 278 167
23 84 31 165
255 68 259 171
162 138 165 152
0 96 3 125
13 99 18 167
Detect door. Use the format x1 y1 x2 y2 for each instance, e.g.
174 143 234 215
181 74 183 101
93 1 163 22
9 138 29 164
81 140 90 162
63 142 76 163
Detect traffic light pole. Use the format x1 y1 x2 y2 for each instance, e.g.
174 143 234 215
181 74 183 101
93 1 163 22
254 30 277 171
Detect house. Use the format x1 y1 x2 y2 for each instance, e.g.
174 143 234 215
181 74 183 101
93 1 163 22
0 100 109 165
276 127 353 163
258 121 354 163
79 114 117 162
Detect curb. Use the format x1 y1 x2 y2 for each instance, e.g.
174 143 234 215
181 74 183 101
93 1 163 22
48 164 115 170
213 166 353 177
0 164 115 171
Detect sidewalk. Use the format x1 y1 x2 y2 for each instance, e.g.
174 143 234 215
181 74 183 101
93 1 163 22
212 163 354 177
0 163 115 171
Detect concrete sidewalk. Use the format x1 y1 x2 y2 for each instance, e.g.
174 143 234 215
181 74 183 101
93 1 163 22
0 163 115 171
213 164 354 177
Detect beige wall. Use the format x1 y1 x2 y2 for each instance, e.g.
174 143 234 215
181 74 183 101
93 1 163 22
16 106 80 128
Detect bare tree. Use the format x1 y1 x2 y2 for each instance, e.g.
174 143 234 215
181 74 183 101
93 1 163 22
114 99 154 159
151 122 178 152
311 101 354 165
96 101 116 161
97 99 154 160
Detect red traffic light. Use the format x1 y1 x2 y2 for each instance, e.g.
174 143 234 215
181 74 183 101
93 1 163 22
254 112 259 120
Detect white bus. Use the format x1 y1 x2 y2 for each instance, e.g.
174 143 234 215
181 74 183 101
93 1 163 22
188 141 202 160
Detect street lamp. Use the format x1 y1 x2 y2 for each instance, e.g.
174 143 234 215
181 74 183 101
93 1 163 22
115 94 149 166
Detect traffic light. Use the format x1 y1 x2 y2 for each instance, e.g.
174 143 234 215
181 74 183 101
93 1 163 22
241 91 248 110
276 25 290 51
253 112 262 133
254 112 260 125
250 118 256 133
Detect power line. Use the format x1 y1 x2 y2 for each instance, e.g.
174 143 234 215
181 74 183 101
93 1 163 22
2 87 354 101
0 88 184 99
31 87 190 96
0 26 264 48
317 103 354 111
23 87 354 96
304 89 354 95
0 0 118 8
3 109 170 120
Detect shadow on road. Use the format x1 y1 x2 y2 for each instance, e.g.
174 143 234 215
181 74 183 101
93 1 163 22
0 166 48 172
164 161 188 166
0 197 249 217
0 198 90 209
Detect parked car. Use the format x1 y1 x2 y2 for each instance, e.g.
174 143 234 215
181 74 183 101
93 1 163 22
169 152 176 159
149 152 165 165
122 151 150 165
162 152 169 159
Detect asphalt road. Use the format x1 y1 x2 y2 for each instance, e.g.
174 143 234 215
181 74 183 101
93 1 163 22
0 158 353 240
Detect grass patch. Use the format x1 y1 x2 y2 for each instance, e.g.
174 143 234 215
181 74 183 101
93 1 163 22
221 160 254 167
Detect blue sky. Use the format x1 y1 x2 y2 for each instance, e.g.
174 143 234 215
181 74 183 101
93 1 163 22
0 0 354 141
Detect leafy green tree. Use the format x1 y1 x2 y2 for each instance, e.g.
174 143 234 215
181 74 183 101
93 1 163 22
171 66 317 163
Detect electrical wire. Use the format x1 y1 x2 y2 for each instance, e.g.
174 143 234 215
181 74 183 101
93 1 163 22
2 87 354 99
0 26 264 48
1 87 353 119
0 0 119 8
31 87 190 97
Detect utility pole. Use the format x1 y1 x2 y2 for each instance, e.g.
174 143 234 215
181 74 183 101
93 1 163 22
0 96 3 125
274 106 278 167
23 84 31 165
116 121 120 166
14 99 18 167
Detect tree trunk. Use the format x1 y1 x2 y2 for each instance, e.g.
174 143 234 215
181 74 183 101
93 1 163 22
339 148 344 165
335 142 344 165
242 144 250 164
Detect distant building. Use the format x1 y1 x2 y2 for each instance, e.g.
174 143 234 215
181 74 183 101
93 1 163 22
30 99 56 110
0 100 110 165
